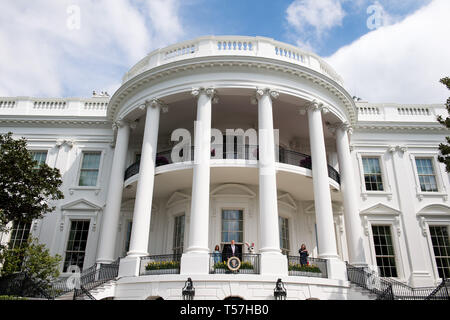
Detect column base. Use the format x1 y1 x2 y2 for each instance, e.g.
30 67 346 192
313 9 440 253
180 252 210 275
260 253 288 276
326 258 348 281
118 256 141 278
408 271 435 287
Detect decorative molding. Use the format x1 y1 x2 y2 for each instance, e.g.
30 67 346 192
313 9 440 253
108 58 358 125
56 139 74 149
419 217 428 236
255 88 279 101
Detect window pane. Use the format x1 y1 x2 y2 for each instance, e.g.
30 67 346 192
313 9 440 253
63 220 90 272
221 210 243 244
31 151 48 168
415 158 438 192
79 152 101 186
362 157 384 191
8 221 32 249
429 226 450 278
372 225 397 277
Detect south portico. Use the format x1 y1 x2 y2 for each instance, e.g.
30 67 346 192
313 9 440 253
96 84 366 281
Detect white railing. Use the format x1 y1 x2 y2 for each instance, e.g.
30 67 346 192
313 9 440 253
122 36 344 85
0 97 110 117
356 103 445 123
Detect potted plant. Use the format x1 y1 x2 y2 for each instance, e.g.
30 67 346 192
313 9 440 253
288 263 323 277
145 260 180 275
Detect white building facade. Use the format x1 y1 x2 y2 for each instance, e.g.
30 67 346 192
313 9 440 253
1 36 449 300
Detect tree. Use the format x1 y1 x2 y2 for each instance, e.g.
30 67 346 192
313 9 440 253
437 77 450 172
0 238 62 283
0 132 64 231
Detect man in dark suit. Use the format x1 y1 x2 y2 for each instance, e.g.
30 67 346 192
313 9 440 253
222 240 241 262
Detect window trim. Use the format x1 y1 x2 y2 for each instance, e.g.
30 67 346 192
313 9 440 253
356 153 392 200
62 219 91 273
221 208 245 246
278 216 290 255
172 214 185 255
71 148 106 193
410 154 447 201
419 212 450 282
361 210 405 280
370 224 399 278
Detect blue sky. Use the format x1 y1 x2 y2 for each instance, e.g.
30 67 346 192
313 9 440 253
0 0 448 104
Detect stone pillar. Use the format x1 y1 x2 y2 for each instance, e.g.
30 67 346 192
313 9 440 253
119 99 162 277
97 120 130 264
307 101 346 280
180 88 215 275
335 123 367 266
256 88 287 276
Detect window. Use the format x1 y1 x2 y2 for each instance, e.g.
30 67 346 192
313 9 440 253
362 157 384 191
173 215 185 255
372 225 398 277
429 226 450 278
8 221 31 249
63 220 90 272
31 151 47 168
279 217 290 255
222 210 243 243
123 220 132 256
78 152 101 187
415 158 438 192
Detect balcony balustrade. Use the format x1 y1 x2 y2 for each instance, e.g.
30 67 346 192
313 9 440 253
124 145 340 184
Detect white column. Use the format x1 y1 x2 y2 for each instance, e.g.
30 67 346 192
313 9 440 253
256 88 287 275
307 101 346 280
97 120 130 263
127 100 161 258
307 101 338 259
335 123 367 266
181 88 215 275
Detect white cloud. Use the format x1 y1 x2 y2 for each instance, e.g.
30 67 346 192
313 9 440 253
286 0 346 37
0 0 185 98
327 0 450 104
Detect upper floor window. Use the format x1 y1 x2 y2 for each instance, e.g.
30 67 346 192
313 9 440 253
415 158 438 192
78 152 101 187
30 151 48 168
279 216 290 255
362 157 384 191
429 226 450 279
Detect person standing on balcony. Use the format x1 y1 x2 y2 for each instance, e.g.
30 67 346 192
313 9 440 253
213 245 221 265
299 244 309 266
222 240 241 262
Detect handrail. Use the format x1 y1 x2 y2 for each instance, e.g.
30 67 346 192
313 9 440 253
346 263 449 300
124 145 341 184
122 36 344 85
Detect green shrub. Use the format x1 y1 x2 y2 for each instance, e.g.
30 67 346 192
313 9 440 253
288 263 322 273
145 260 180 270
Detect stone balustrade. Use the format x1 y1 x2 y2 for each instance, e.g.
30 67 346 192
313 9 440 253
122 36 344 85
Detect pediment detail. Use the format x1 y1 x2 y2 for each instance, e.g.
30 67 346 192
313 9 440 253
167 191 191 207
61 199 102 211
417 204 450 217
360 203 401 216
304 201 343 215
278 193 297 210
211 184 256 198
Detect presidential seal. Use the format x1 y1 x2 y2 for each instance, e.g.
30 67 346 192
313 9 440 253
227 256 241 271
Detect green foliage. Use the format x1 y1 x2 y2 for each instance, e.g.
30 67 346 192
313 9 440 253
0 132 64 230
213 260 254 270
288 263 322 273
145 260 180 270
437 77 450 172
0 295 28 300
0 238 62 284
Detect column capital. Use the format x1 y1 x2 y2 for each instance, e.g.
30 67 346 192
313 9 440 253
306 100 330 114
191 87 219 104
255 88 279 100
139 98 168 113
327 121 353 136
